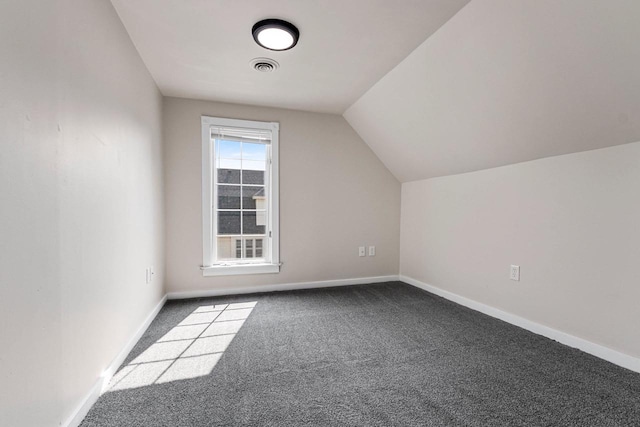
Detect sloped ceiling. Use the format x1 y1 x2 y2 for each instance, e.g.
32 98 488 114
109 0 470 113
344 0 640 182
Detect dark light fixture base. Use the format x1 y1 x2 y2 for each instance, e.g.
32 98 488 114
252 19 300 51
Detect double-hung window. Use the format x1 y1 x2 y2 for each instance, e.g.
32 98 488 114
201 116 279 276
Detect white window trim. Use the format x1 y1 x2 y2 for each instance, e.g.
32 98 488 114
201 116 280 276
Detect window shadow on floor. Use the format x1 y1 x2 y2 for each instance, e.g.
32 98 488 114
107 301 257 391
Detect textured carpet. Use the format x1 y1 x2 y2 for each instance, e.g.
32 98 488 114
81 282 640 426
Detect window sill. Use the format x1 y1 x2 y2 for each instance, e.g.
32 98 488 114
202 263 280 277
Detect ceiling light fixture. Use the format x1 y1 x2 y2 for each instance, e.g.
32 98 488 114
252 19 299 51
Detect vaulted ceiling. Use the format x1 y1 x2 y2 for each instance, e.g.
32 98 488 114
345 0 640 181
111 0 640 182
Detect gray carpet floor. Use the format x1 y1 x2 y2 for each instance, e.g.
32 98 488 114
81 282 640 426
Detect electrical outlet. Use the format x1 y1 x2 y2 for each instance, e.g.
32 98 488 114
368 246 376 256
510 265 520 281
358 246 366 257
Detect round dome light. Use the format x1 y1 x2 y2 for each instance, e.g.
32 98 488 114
252 19 299 51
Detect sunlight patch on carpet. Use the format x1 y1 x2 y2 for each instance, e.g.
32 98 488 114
108 302 256 391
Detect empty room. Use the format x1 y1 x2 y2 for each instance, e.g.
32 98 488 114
2 0 640 426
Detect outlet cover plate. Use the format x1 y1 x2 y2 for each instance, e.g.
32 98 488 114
510 265 520 281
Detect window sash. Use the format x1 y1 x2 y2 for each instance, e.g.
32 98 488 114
212 138 270 263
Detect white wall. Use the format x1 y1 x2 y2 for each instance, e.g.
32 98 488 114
0 1 165 426
164 97 400 294
401 141 640 359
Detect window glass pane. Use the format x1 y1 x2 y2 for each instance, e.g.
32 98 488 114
217 159 241 175
217 140 242 159
242 212 265 235
241 169 265 185
242 161 266 178
218 211 240 235
242 186 263 209
255 239 263 258
256 210 266 226
216 237 238 261
245 239 253 258
218 169 240 184
218 185 240 209
235 240 242 258
242 143 266 161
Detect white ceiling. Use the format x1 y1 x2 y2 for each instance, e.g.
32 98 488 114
110 0 470 114
345 0 640 182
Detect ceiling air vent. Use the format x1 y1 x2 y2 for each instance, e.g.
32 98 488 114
250 57 279 72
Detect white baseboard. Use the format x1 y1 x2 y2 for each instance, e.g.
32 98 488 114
400 275 640 374
99 294 168 392
63 295 168 427
167 275 400 300
61 378 104 427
